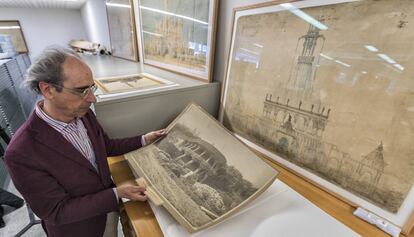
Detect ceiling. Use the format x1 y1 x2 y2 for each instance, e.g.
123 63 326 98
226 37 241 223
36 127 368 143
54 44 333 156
0 0 87 9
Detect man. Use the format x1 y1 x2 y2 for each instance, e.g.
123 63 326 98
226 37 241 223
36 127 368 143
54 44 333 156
4 47 164 237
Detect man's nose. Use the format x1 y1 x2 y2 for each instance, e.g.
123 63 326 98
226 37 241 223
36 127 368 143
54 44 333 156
84 91 97 103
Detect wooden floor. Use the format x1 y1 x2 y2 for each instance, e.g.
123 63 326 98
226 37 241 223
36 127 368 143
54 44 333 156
109 155 414 237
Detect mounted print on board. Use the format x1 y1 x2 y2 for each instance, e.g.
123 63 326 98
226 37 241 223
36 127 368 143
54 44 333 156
125 103 278 233
95 74 166 94
220 0 414 231
139 0 218 81
106 0 139 61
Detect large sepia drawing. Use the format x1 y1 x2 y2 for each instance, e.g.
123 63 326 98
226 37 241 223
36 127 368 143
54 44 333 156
221 0 414 229
139 0 217 81
125 104 277 232
106 0 138 61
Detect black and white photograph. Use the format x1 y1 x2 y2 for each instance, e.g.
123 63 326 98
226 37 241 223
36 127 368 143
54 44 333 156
126 103 278 232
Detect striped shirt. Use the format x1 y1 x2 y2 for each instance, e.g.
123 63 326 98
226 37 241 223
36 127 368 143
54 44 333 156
35 101 98 171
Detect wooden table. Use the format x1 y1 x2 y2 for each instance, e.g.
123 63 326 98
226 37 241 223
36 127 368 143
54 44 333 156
108 155 414 237
108 156 163 237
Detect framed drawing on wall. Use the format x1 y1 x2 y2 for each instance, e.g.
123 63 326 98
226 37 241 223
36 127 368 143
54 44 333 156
220 0 414 234
106 0 139 61
138 0 218 82
0 21 28 53
125 103 278 233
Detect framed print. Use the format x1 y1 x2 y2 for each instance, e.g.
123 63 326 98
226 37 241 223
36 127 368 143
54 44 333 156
125 103 278 233
106 0 139 61
138 0 218 82
0 21 28 53
95 73 165 94
220 0 414 233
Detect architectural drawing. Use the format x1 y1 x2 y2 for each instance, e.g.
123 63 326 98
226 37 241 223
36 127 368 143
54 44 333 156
95 74 164 94
223 0 414 213
144 17 206 70
106 0 138 61
140 0 216 80
126 104 277 232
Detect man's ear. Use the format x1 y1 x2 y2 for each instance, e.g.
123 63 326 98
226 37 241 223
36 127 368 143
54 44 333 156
38 82 55 99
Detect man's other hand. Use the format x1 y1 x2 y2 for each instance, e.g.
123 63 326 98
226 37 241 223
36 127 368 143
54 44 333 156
116 185 147 202
144 129 166 144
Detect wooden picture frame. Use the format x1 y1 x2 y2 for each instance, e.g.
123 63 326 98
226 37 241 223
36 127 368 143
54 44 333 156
138 0 218 82
125 103 278 233
95 74 166 94
219 0 414 234
106 0 139 61
0 20 28 53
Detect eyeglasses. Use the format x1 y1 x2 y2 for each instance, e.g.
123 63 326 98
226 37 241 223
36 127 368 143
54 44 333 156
51 83 98 98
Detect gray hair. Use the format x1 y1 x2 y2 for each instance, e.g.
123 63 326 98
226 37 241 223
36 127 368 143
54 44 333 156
25 46 80 94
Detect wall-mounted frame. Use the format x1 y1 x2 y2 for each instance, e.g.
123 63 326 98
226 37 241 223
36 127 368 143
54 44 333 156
138 0 218 82
106 0 139 61
220 0 414 234
0 21 28 53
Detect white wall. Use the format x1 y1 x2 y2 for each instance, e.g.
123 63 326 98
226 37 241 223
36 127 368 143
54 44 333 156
0 8 87 59
0 0 268 80
81 0 111 50
213 0 267 83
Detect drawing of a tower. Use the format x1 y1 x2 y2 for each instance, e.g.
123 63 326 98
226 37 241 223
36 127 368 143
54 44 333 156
287 24 325 100
355 142 386 194
261 23 329 165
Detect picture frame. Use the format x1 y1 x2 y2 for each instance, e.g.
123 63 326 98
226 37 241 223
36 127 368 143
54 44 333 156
106 0 139 61
219 0 414 234
95 73 166 94
138 0 218 82
125 103 278 233
0 20 28 53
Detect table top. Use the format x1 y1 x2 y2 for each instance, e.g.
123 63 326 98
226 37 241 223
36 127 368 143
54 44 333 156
108 155 414 237
108 156 163 237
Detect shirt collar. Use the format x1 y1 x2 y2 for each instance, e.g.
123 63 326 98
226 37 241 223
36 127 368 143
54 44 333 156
35 100 78 131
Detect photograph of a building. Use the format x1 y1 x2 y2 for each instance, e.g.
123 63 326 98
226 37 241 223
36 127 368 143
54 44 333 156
126 104 277 232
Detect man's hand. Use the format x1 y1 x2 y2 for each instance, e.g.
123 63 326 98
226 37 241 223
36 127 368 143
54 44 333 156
116 185 147 202
143 129 166 144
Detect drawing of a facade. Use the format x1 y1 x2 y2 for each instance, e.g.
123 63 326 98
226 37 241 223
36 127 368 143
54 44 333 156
261 24 331 169
225 23 400 211
143 0 206 69
264 24 392 208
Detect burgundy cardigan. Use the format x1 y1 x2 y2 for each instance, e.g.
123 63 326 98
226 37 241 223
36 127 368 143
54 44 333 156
5 109 142 237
